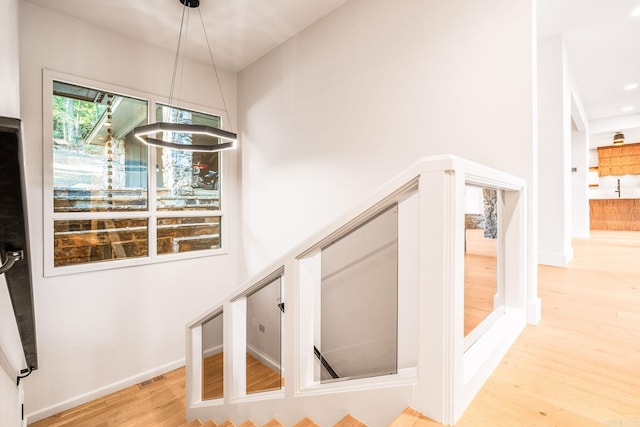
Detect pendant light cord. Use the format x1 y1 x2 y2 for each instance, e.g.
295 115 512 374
169 4 188 107
198 7 234 132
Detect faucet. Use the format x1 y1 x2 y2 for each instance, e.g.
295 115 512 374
615 178 621 198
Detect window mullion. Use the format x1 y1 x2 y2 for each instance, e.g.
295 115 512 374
148 98 158 257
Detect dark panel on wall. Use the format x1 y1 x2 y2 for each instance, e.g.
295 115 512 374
0 117 37 371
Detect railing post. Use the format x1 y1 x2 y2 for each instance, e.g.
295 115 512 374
414 169 465 425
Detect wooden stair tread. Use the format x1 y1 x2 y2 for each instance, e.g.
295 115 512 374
334 414 367 426
293 417 320 427
202 421 218 427
262 419 285 427
219 421 236 427
388 407 442 427
238 421 258 427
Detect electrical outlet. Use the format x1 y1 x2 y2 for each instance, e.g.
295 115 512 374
259 324 265 333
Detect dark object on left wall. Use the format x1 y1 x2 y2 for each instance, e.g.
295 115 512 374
0 117 37 373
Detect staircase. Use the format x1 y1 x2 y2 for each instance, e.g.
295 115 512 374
186 155 531 426
177 407 440 427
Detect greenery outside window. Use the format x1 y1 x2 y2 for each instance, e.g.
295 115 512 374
44 72 227 275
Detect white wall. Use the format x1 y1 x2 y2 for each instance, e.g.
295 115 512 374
1 0 24 425
202 312 223 356
571 130 590 237
19 3 240 421
238 0 537 317
590 174 640 199
537 35 573 266
1 275 25 427
0 0 20 119
246 278 281 369
320 206 398 379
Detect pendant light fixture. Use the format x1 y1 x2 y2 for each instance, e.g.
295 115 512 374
134 0 237 152
613 131 625 145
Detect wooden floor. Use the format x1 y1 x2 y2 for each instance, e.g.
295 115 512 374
202 353 282 400
29 230 640 426
457 230 640 426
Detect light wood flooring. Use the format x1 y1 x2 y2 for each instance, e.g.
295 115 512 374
202 353 282 400
29 230 640 426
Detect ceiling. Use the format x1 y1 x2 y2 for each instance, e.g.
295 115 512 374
538 0 640 148
22 0 349 72
23 0 640 149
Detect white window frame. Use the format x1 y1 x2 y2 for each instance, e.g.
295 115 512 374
43 70 229 276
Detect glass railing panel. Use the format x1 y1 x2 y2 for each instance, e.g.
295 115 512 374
202 311 224 400
246 276 283 394
464 185 503 337
317 204 398 382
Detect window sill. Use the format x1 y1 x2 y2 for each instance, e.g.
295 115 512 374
43 247 229 277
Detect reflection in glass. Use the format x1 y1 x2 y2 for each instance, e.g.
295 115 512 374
246 277 283 394
155 105 221 211
53 218 148 267
464 185 501 337
157 216 221 255
318 205 398 382
52 81 148 213
202 311 224 400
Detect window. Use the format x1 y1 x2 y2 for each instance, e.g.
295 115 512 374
44 73 228 275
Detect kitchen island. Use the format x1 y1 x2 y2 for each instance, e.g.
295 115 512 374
590 198 640 231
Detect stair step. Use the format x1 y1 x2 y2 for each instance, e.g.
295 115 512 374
262 419 285 427
334 414 367 427
388 407 442 427
239 421 258 427
219 421 236 427
201 421 218 427
293 417 320 427
178 420 203 427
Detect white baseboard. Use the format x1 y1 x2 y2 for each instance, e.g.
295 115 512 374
572 229 590 238
26 358 185 423
246 344 281 373
203 344 223 359
538 249 573 267
527 297 542 325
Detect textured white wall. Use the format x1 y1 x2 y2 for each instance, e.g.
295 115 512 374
238 0 536 297
19 2 240 420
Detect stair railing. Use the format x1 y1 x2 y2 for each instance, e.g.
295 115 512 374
186 155 531 426
313 346 339 380
0 117 38 383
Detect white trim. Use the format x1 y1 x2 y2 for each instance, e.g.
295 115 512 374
203 344 223 358
246 344 281 374
42 69 230 277
26 358 185 423
185 155 530 426
572 229 590 239
538 249 573 266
